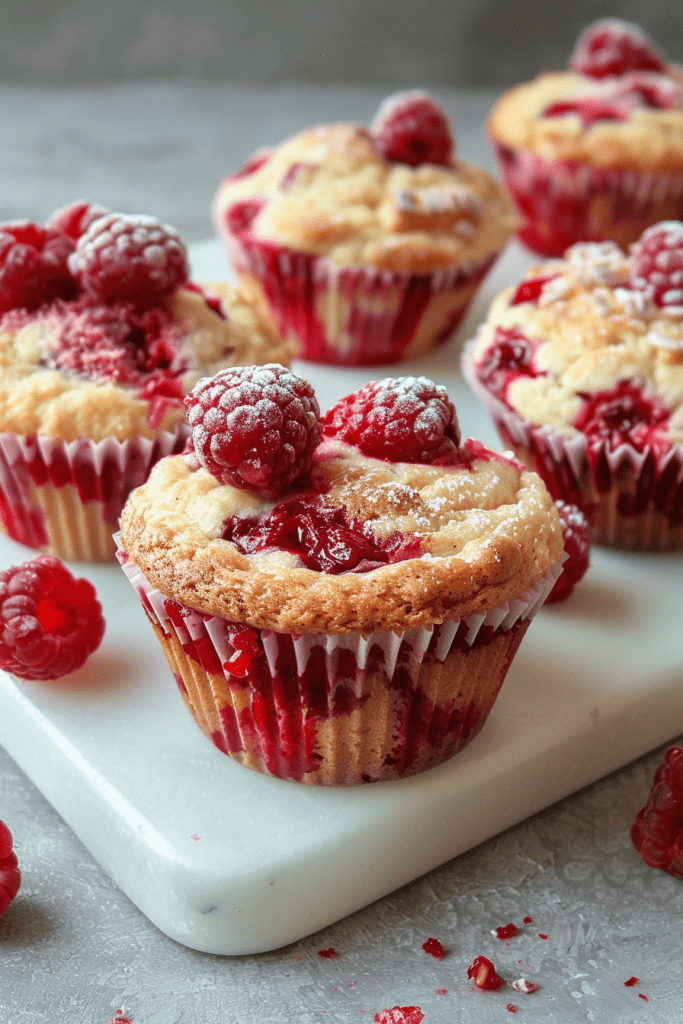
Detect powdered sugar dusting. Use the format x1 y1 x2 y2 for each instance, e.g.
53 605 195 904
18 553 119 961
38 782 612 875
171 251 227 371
566 241 628 287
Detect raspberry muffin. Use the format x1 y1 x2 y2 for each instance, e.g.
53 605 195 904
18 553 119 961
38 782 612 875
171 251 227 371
117 366 563 786
463 223 683 550
0 203 292 562
212 91 518 366
488 19 683 256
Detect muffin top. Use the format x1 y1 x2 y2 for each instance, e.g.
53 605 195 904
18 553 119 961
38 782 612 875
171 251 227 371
120 369 562 635
213 92 518 273
468 223 683 450
488 20 683 170
0 205 291 443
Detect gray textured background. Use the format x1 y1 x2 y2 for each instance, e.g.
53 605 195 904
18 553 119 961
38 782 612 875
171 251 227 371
0 0 681 88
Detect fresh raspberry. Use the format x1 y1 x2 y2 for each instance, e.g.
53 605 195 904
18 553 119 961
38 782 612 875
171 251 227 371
321 376 460 464
0 220 76 314
467 955 506 990
631 745 683 878
186 364 321 498
69 213 189 306
0 820 21 919
0 554 105 681
475 327 542 403
569 20 666 79
374 1009 424 1024
370 90 455 167
573 380 671 457
46 200 111 241
630 221 683 311
546 501 590 604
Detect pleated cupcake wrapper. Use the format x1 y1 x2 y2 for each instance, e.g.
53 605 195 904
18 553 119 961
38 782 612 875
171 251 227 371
490 138 683 257
0 427 188 562
462 332 683 550
221 222 497 366
117 538 561 784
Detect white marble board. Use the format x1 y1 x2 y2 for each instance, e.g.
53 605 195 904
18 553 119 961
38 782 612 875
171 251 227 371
0 240 682 956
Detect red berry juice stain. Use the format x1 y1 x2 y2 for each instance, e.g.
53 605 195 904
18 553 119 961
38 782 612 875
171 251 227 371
435 989 448 995
494 923 520 940
190 834 201 841
506 1006 517 1014
422 937 447 959
318 947 337 959
639 994 649 1002
523 915 533 924
624 977 639 987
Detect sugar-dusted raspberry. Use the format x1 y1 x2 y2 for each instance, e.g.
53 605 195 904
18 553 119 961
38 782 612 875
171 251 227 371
569 19 666 79
475 327 542 403
322 376 460 464
0 220 76 314
186 364 321 497
46 200 111 241
0 554 105 681
510 978 540 995
69 213 189 306
0 820 21 919
630 221 683 311
573 379 671 457
631 744 683 878
546 501 590 604
370 90 455 167
374 1009 424 1024
467 955 506 990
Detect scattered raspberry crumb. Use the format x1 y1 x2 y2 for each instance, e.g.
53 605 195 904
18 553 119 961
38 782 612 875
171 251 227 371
349 982 355 988
422 936 447 959
332 987 339 993
106 1014 133 1024
506 1006 516 1014
186 364 321 498
0 821 21 918
467 956 506 990
318 947 337 959
624 977 639 987
492 923 520 941
190 834 201 841
0 554 105 681
322 376 460 464
370 91 454 167
435 989 448 995
523 916 533 925
631 745 683 877
511 979 540 995
373 1009 424 1024
538 934 548 940
639 994 649 1001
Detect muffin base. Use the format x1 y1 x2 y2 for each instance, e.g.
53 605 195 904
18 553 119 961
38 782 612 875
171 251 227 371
118 546 561 786
491 140 683 257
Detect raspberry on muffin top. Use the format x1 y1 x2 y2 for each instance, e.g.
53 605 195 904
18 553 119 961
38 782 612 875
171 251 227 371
468 223 683 451
121 367 562 635
0 203 292 443
213 92 518 274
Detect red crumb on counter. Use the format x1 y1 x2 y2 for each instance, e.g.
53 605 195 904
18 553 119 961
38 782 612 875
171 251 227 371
318 947 337 959
467 955 506 990
624 977 639 987
373 1008 424 1024
493 923 520 941
538 933 548 940
506 1005 517 1014
522 916 533 924
511 979 540 995
422 937 448 959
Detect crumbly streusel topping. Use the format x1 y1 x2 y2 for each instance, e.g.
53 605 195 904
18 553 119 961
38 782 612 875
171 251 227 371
488 69 683 169
469 240 683 441
213 124 518 272
120 438 562 634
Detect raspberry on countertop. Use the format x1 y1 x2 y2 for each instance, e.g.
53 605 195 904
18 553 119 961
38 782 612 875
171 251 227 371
0 820 21 919
631 744 683 877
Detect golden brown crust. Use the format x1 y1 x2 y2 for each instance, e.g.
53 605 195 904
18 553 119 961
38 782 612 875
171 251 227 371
120 440 562 635
488 70 683 171
0 282 291 442
213 123 518 272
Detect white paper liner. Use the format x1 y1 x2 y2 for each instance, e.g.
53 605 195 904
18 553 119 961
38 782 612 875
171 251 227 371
0 427 188 561
116 536 562 676
462 332 683 549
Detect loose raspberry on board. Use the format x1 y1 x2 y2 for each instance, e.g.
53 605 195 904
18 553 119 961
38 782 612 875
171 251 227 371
546 501 590 604
370 90 455 167
630 221 683 311
0 554 105 681
185 364 321 498
631 744 683 878
0 820 21 919
46 200 111 241
322 376 460 464
0 220 76 314
69 213 189 306
569 19 666 79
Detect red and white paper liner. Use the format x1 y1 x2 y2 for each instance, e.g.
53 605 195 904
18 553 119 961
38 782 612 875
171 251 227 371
117 541 561 786
490 139 683 257
218 213 497 366
0 427 189 562
462 335 683 551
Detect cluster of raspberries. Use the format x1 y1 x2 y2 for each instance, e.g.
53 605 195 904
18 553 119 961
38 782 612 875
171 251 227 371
0 200 189 317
